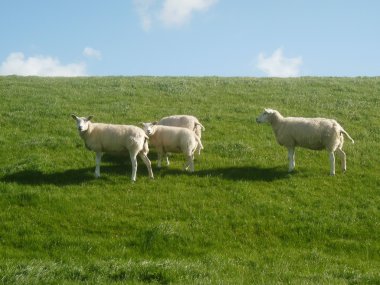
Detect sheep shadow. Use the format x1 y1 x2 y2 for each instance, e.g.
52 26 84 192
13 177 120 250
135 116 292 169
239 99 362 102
196 166 289 181
0 164 153 186
1 154 158 186
0 168 95 186
157 165 289 182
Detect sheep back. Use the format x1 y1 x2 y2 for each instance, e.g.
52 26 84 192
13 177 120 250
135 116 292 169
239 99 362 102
83 123 147 153
149 125 198 153
158 115 203 138
274 118 342 151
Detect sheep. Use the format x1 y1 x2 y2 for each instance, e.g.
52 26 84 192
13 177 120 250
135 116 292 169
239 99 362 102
256 109 354 175
71 115 154 181
140 122 203 172
157 115 205 138
156 115 205 155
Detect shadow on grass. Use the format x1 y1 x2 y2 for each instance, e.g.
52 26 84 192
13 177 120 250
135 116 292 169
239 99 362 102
0 153 157 186
0 164 152 186
1 168 95 186
198 166 289 181
158 165 289 182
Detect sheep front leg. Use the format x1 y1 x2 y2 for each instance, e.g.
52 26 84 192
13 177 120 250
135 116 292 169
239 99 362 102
287 147 295 172
95 152 103 178
329 151 336 176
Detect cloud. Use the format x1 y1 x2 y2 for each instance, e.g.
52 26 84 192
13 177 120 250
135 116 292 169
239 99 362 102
134 0 218 30
0 52 86 77
133 0 156 31
159 0 218 27
257 48 302 77
83 47 102 60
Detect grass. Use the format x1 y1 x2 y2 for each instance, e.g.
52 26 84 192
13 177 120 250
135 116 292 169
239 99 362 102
0 76 379 284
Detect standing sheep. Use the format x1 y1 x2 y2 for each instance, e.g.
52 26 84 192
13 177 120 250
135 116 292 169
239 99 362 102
140 122 203 172
256 109 354 175
157 115 205 155
71 115 154 181
157 115 205 138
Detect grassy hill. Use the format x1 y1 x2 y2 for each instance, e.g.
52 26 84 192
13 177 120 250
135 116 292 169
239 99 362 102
0 76 379 284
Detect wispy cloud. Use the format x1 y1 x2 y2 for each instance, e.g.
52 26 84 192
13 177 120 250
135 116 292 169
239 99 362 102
83 47 102 60
133 0 156 31
133 0 218 30
0 52 86 77
257 48 302 77
160 0 218 27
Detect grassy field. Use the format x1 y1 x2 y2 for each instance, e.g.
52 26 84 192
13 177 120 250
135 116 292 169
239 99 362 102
0 76 379 284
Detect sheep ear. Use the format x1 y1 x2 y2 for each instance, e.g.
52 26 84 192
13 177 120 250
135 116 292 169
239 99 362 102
264 108 274 114
71 114 78 120
86 115 94 121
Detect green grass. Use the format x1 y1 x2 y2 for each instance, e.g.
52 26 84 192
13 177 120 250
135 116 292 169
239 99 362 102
0 76 379 284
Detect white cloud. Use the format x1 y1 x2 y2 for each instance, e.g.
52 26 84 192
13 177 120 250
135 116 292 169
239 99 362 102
133 0 156 31
0 52 86 77
134 0 218 30
160 0 218 27
83 47 102 60
257 48 302 77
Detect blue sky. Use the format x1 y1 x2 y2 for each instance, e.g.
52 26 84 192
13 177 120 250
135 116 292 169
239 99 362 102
1 0 379 77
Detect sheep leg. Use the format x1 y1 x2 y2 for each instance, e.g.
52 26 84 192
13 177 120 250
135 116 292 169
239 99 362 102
196 144 202 156
157 152 162 168
165 154 170 166
183 155 194 172
130 152 138 182
336 148 346 172
95 152 103 178
139 152 154 179
329 151 336 176
287 147 295 172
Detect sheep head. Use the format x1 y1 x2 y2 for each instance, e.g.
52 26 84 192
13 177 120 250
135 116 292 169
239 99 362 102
140 122 157 136
256 109 278 124
71 114 93 133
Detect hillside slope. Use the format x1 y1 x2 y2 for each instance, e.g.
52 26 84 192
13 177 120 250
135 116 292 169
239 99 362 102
0 76 379 284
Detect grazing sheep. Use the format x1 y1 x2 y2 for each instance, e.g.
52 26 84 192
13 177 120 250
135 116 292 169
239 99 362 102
140 122 203 172
256 109 354 175
71 115 154 181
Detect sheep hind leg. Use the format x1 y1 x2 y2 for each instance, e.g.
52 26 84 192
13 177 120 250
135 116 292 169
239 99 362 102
139 152 154 179
129 152 138 182
165 153 170 166
183 154 194 172
157 152 162 168
95 152 103 178
329 151 336 176
336 148 346 173
287 147 295 172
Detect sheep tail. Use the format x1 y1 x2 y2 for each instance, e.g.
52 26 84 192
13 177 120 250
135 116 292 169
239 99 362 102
194 122 205 131
341 128 355 144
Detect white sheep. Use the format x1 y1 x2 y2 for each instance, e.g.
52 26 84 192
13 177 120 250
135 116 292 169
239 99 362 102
156 115 205 155
256 109 354 175
157 115 205 138
140 122 203 172
71 115 154 181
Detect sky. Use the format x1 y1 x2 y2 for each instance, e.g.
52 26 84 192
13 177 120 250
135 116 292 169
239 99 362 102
0 0 379 77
